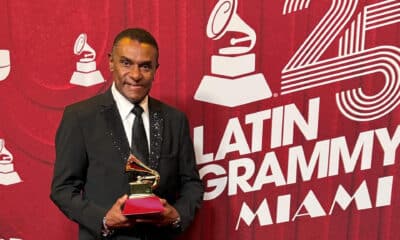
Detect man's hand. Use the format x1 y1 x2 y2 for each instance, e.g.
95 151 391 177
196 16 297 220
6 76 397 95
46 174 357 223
158 198 180 226
135 198 180 227
104 195 135 229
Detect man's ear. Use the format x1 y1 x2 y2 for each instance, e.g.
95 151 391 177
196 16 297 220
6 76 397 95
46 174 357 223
108 53 114 71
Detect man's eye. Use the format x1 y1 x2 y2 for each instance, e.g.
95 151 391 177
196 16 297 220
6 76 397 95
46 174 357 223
120 60 131 67
140 64 151 71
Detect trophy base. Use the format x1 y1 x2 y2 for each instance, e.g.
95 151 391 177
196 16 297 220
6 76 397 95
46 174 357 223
70 70 105 87
122 194 164 216
194 73 272 107
0 171 22 185
0 65 10 81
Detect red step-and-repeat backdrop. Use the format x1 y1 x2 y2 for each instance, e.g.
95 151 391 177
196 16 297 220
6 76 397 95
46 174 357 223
0 0 399 239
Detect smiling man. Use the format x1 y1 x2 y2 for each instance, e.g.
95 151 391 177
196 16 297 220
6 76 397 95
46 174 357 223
50 28 203 240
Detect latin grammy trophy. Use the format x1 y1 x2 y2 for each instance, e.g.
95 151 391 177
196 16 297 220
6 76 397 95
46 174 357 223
122 154 164 216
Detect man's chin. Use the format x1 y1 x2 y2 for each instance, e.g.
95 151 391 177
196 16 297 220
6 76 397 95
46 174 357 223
127 94 147 104
120 87 149 103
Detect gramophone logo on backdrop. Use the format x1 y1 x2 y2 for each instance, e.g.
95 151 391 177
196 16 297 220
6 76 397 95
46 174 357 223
194 0 272 107
0 138 22 185
0 49 10 81
70 33 104 87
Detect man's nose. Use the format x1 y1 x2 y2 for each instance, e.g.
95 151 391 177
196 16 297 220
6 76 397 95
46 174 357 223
129 65 142 80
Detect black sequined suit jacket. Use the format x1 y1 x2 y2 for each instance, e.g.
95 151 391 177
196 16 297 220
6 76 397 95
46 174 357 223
50 88 203 240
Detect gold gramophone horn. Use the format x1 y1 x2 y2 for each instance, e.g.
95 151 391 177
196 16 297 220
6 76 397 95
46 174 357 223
126 154 160 189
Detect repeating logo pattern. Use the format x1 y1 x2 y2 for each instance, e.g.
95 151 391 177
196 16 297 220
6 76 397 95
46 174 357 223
194 0 271 107
0 138 21 186
0 50 10 81
70 33 105 87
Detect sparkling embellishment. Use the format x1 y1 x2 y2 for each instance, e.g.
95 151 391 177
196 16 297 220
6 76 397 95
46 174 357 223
149 110 163 170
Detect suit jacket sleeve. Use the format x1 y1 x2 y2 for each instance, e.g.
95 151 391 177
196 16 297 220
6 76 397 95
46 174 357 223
50 106 106 237
173 114 204 232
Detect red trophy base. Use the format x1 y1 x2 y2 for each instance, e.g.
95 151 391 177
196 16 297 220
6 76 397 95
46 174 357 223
122 195 164 217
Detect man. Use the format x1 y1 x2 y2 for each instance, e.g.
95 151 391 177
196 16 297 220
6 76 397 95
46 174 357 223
50 28 203 239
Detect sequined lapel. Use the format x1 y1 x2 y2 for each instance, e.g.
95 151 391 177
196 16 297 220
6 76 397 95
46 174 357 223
101 90 131 165
148 98 164 171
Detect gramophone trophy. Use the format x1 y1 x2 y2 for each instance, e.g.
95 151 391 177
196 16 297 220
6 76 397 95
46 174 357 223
194 0 272 107
122 154 164 216
70 33 105 87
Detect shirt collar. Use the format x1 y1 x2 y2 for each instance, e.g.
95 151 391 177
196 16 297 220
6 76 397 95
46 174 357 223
111 82 149 120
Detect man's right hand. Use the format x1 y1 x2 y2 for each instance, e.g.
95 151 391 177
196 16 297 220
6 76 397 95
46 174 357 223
104 194 135 229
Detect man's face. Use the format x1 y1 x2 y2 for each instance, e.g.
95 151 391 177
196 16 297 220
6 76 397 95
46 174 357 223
109 38 158 103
